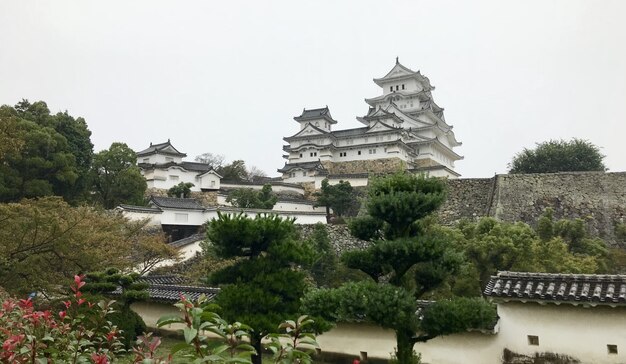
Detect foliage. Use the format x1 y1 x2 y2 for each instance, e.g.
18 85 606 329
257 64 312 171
92 142 147 208
0 197 174 295
508 138 606 174
0 101 92 203
167 182 195 198
226 184 278 209
314 179 355 219
0 275 127 363
303 224 343 288
615 222 626 242
154 294 257 363
217 160 249 182
206 212 312 364
418 298 497 341
454 213 607 290
266 315 320 364
304 173 477 364
348 215 384 241
195 152 225 169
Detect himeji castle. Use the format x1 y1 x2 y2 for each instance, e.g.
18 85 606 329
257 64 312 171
279 58 463 186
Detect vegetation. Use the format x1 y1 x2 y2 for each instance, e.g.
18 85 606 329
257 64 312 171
305 173 496 364
92 142 147 209
226 184 278 209
314 179 355 221
0 100 93 204
508 138 606 174
0 197 177 295
167 182 195 198
206 212 312 364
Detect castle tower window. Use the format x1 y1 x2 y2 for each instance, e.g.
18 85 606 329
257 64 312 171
390 86 393 92
358 151 361 155
395 85 399 91
402 84 405 90
527 335 539 346
608 345 618 354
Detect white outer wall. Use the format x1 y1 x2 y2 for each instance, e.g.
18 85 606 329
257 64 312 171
273 201 324 212
159 209 206 226
326 176 369 187
319 302 626 364
120 210 162 226
138 154 183 164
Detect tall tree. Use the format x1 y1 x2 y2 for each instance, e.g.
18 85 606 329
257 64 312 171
92 142 147 208
304 173 494 364
206 213 310 364
217 160 248 182
194 152 225 169
226 184 278 209
508 138 606 174
167 182 195 198
0 197 174 295
314 179 355 220
0 103 85 203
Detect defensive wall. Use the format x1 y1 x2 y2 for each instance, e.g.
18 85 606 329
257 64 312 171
439 171 626 244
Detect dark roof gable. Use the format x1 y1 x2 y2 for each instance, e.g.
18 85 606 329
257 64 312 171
294 106 337 124
148 196 205 210
136 140 187 157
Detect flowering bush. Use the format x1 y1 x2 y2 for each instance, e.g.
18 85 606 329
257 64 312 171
0 275 125 363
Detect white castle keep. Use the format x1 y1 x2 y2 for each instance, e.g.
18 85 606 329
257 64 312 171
279 58 463 186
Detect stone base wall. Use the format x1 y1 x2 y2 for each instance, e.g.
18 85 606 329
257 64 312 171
190 191 218 207
321 158 406 175
297 224 371 255
437 172 626 244
145 187 168 198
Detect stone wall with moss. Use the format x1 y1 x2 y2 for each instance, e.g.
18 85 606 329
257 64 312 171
321 158 406 175
438 172 626 244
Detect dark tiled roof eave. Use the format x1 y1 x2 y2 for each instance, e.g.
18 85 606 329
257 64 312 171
484 271 626 307
149 196 205 210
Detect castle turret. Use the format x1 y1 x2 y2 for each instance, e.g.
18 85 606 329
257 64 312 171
293 106 337 132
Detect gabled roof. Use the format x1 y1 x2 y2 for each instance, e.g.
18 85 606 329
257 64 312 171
136 140 186 157
373 58 434 90
169 233 205 248
110 275 219 303
366 120 398 133
284 122 330 141
148 196 205 210
294 106 337 124
484 271 626 307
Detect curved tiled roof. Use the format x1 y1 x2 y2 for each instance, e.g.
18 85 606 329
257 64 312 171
149 196 205 210
168 233 205 248
294 106 337 124
136 140 186 157
484 271 626 307
112 275 219 303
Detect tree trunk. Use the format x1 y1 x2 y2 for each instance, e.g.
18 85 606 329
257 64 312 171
395 328 416 364
251 336 263 364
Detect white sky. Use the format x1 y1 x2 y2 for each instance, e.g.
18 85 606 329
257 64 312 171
1 0 625 178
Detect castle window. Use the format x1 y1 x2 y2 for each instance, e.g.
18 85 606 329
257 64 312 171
299 153 303 158
174 213 188 223
527 335 539 346
339 152 347 157
169 175 179 181
211 181 215 187
608 345 618 354
395 85 399 91
358 151 361 155
390 86 393 92
402 84 405 90
369 149 377 155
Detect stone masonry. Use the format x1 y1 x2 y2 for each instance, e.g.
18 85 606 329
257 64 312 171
321 158 406 175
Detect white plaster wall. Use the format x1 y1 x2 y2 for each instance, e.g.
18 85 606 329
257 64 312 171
317 323 396 359
272 201 324 212
132 302 185 332
204 208 326 225
199 173 220 190
138 154 183 165
120 210 162 226
327 176 369 187
160 209 207 226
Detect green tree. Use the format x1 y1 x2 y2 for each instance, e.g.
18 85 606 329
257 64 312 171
0 104 83 203
508 138 606 174
0 197 168 295
226 184 278 209
217 160 248 182
92 142 147 208
206 212 311 364
305 173 493 364
314 179 355 220
168 182 195 198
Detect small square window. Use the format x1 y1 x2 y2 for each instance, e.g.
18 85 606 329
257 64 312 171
389 86 393 92
402 84 405 90
358 151 361 155
299 153 302 158
395 85 399 91
608 345 618 354
527 335 539 346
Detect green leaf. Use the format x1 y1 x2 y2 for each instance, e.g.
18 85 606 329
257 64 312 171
157 314 186 327
184 327 199 344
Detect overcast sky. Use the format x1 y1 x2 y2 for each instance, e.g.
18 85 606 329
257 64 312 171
1 1 625 178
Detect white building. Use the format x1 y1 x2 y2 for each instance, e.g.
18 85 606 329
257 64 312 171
279 58 463 186
136 140 222 192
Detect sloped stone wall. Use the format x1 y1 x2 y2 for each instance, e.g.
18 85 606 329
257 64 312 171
297 224 371 255
437 172 626 244
321 158 406 175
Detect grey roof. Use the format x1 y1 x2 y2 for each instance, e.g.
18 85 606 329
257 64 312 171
484 271 626 307
169 233 205 248
294 106 337 124
136 140 187 157
111 275 219 303
117 204 162 213
330 127 369 138
149 196 205 210
138 161 215 174
277 161 327 173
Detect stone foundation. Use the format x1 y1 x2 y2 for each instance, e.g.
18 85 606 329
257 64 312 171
321 158 406 175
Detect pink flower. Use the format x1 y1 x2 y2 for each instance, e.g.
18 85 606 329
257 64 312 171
59 311 67 319
91 352 109 364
